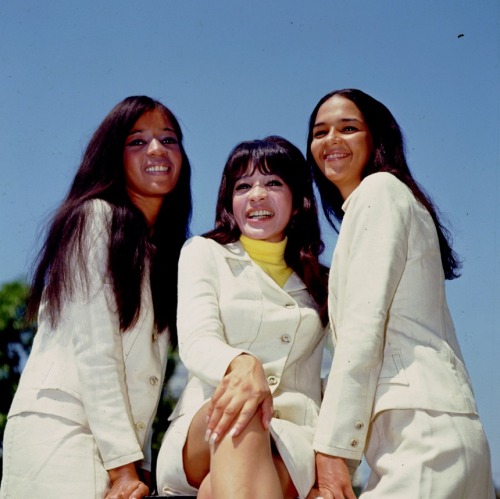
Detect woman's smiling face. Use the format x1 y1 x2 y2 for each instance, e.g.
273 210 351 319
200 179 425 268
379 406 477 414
232 166 293 243
310 95 373 200
123 108 182 222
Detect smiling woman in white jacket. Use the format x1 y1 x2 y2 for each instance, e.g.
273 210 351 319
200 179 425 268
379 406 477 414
0 96 192 499
156 136 329 499
306 88 494 499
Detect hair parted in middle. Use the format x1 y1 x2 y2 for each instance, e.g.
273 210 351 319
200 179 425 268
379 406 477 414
205 135 328 323
306 88 460 280
29 95 192 347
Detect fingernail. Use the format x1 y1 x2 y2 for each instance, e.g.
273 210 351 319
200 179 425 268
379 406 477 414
205 429 212 443
209 432 218 446
229 427 237 438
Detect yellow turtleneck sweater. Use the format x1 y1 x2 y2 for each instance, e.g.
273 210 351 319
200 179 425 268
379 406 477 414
240 235 293 288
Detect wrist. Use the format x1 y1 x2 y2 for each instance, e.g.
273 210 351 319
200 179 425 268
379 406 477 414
227 353 257 373
108 463 140 483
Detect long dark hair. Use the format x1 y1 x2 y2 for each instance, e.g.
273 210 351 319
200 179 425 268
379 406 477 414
29 96 192 346
205 136 328 324
307 88 461 280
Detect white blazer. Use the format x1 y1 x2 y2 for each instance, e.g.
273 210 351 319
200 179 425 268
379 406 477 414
8 200 169 471
314 173 478 462
169 236 327 498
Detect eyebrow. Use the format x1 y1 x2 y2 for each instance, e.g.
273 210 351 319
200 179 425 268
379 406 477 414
128 127 176 135
235 173 279 181
313 118 362 128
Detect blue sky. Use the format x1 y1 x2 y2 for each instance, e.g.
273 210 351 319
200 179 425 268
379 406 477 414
1 0 499 487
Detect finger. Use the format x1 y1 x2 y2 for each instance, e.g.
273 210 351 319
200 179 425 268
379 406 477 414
260 393 274 429
317 486 334 499
221 398 267 439
306 487 321 499
129 481 149 499
206 389 236 428
344 486 357 499
206 399 242 444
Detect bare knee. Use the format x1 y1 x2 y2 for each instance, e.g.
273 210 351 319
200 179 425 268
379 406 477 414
183 403 212 488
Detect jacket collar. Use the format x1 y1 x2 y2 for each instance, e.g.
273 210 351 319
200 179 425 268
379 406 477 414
222 240 306 292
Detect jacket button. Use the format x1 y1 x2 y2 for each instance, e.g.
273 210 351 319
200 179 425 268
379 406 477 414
267 375 278 386
285 303 295 309
354 421 364 430
280 334 291 343
273 410 281 419
135 421 146 431
350 439 358 447
149 376 159 386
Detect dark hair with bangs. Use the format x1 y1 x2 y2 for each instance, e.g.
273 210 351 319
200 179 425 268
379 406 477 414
205 136 328 323
306 88 461 280
29 96 192 346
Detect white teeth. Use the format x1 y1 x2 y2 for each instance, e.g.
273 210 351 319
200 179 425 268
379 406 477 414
248 210 273 219
326 152 348 160
146 165 170 172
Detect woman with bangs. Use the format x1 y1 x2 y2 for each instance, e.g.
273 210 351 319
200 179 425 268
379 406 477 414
156 136 328 498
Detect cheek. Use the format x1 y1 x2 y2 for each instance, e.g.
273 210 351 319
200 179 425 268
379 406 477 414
311 143 326 171
310 142 320 162
123 163 136 186
232 198 243 221
123 152 139 176
172 148 183 166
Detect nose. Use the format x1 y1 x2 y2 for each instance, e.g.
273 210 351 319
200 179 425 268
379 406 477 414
324 127 340 144
147 138 166 156
249 184 267 201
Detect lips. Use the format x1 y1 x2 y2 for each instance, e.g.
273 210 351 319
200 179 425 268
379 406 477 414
145 164 172 173
324 150 349 161
248 209 273 219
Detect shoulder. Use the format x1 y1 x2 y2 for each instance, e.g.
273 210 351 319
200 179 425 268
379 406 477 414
182 235 217 253
180 236 223 261
347 172 412 210
360 172 407 195
79 200 113 244
182 236 245 259
82 199 113 221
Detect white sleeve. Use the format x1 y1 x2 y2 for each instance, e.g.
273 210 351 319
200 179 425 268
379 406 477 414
69 201 143 469
314 174 411 460
177 237 249 386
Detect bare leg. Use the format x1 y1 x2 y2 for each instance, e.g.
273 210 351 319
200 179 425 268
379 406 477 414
209 409 296 499
183 402 212 488
184 403 297 498
273 453 298 499
197 474 212 499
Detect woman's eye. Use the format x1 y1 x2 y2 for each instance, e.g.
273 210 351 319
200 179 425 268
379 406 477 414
161 136 178 145
127 139 145 146
342 126 358 133
313 130 326 138
267 179 283 187
235 183 251 191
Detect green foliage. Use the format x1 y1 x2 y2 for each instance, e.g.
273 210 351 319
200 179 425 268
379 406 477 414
0 280 37 480
0 281 36 429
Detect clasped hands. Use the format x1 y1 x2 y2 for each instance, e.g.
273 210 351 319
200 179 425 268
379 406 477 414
306 453 357 499
105 463 149 499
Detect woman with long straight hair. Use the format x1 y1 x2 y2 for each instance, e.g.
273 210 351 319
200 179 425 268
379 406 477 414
307 88 494 498
1 96 192 499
